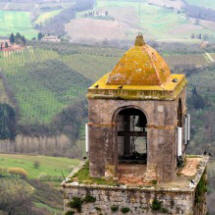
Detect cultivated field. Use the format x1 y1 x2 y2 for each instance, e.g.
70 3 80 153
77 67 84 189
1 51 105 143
0 10 37 39
0 47 90 124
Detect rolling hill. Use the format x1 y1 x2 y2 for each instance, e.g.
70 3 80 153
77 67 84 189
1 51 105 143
0 0 215 44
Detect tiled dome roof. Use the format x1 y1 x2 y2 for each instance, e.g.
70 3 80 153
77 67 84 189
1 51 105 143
107 35 171 86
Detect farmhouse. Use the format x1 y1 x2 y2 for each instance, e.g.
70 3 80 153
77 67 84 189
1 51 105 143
62 34 208 215
41 35 61 43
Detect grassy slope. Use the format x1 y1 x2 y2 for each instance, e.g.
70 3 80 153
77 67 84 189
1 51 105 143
0 48 90 124
0 154 81 214
0 153 80 179
35 10 62 25
0 10 37 39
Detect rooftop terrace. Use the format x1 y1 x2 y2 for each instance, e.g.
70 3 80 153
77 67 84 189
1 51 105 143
62 155 208 193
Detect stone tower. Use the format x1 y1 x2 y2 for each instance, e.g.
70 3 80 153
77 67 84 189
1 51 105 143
62 35 208 215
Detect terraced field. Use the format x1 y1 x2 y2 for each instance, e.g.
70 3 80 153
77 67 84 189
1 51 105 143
0 48 90 124
0 43 213 126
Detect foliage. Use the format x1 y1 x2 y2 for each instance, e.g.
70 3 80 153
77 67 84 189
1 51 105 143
64 211 75 215
195 172 207 204
0 103 16 140
67 197 83 212
151 198 162 211
121 207 130 213
33 161 40 169
83 194 96 203
8 167 28 179
0 177 34 214
111 205 119 212
0 48 90 125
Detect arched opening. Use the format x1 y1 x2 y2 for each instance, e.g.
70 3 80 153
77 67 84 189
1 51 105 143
177 99 183 127
115 107 147 164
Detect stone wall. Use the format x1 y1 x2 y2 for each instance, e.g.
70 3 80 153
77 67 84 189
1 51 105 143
88 88 187 182
63 184 205 215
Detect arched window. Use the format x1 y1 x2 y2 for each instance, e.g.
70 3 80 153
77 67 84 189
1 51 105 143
116 107 147 164
177 99 183 127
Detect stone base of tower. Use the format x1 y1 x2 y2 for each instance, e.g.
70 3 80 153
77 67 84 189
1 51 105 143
62 156 208 215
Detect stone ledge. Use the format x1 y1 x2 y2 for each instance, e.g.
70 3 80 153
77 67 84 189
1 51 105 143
62 155 209 193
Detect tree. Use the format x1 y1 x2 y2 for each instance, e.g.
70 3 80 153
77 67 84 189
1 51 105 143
37 32 43 41
4 42 9 48
0 104 16 140
9 33 15 44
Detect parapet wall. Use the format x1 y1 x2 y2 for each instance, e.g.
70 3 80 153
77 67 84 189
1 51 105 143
62 156 208 215
63 184 199 215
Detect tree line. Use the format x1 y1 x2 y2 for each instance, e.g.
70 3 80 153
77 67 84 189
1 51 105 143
9 33 26 45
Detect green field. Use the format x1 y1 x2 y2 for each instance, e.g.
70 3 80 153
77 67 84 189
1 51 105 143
0 47 90 124
94 0 215 42
0 153 79 214
0 43 213 125
0 10 37 39
0 153 80 179
35 10 62 25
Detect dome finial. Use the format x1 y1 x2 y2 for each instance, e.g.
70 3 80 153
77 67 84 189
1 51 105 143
135 33 145 46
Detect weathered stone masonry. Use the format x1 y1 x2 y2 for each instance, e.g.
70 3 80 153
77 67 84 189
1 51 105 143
62 35 208 215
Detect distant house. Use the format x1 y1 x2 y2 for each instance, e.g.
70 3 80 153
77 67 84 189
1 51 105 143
41 35 61 43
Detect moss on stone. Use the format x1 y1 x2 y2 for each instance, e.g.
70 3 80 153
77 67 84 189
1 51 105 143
84 194 96 203
195 172 207 204
69 162 117 186
111 205 119 213
121 207 130 213
64 211 75 215
151 198 162 211
67 197 83 212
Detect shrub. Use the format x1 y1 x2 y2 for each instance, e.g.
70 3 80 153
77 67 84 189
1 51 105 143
111 205 119 212
152 180 157 185
38 173 63 182
0 167 8 177
65 211 75 215
151 198 162 211
33 161 40 169
8 168 28 179
67 197 83 212
121 207 130 213
84 194 96 203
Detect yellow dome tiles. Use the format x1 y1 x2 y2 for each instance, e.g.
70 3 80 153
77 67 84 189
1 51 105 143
87 35 187 101
106 44 171 86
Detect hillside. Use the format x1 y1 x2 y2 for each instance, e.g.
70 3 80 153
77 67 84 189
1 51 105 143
0 41 214 155
0 154 81 215
0 0 215 44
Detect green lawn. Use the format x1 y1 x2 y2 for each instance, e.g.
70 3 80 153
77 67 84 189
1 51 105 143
0 153 80 179
0 10 37 39
35 10 62 25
